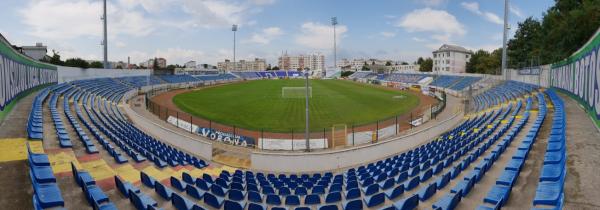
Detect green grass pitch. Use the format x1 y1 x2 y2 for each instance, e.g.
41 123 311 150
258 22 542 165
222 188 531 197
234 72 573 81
173 79 419 132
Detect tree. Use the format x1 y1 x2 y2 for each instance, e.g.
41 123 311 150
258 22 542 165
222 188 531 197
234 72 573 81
64 58 89 68
266 64 272 71
166 65 177 71
419 58 433 72
272 66 280 70
385 61 392 66
507 17 542 68
42 50 64 65
506 0 600 65
341 71 354 77
89 61 103 68
401 61 409 65
466 48 503 74
416 57 424 65
361 65 370 71
156 59 161 69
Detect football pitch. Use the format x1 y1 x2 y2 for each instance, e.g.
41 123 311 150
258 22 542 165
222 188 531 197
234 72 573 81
173 79 419 132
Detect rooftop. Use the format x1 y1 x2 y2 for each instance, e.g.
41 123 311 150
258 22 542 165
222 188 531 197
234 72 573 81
433 44 472 54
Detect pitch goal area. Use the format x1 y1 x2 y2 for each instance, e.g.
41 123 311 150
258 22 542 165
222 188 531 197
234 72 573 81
282 87 312 98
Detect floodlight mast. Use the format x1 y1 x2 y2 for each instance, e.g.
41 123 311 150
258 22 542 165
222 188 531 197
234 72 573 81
232 24 238 71
305 72 310 152
102 0 108 69
501 0 509 80
331 17 338 76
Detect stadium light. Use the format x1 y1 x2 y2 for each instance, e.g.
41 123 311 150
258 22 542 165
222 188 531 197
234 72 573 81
232 24 238 71
305 72 310 152
331 17 338 75
501 0 509 80
102 0 108 69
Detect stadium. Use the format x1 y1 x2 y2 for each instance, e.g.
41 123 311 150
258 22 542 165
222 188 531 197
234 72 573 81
1 1 600 210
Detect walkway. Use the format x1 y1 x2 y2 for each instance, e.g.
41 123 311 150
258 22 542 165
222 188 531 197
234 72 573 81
561 93 600 209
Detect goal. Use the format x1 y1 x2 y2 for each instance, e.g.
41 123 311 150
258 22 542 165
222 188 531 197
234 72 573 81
282 87 312 98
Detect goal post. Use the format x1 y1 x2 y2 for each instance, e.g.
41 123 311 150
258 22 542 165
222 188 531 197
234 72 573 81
282 87 312 98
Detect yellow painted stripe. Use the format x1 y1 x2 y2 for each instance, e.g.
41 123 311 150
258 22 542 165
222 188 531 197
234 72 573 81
81 159 116 181
48 151 80 174
0 138 45 162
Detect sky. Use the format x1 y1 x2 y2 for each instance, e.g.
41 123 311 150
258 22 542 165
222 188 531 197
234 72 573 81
0 0 554 66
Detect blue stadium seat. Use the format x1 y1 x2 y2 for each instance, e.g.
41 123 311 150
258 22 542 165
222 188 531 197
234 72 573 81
171 193 195 210
224 200 246 210
343 199 363 210
203 192 224 208
483 185 511 206
393 194 419 210
432 192 461 210
363 192 385 208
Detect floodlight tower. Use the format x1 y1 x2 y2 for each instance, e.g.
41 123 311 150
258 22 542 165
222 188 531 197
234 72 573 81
102 0 108 69
501 0 509 80
304 71 310 152
232 24 238 71
331 17 338 73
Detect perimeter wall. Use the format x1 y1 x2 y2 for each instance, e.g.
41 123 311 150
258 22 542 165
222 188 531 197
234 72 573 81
549 28 600 128
0 33 57 114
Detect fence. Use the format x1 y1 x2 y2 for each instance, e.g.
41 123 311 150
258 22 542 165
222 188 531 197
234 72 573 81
145 86 447 152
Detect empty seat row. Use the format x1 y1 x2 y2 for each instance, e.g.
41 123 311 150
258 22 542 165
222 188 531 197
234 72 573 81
532 90 566 209
27 143 65 209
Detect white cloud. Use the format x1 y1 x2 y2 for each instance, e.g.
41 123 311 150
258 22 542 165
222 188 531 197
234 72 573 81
244 27 284 44
510 5 524 18
465 44 501 52
118 0 177 13
115 41 127 48
412 37 426 42
431 34 451 43
461 2 481 14
20 0 102 39
127 47 232 65
380 32 396 38
483 13 503 25
295 22 348 50
397 8 466 36
249 0 276 5
417 0 446 7
181 0 257 28
461 2 503 25
19 0 157 40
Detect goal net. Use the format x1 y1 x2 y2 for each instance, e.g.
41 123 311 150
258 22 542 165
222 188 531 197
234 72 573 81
282 87 312 98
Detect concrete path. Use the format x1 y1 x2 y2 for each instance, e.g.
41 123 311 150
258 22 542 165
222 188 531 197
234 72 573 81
0 90 38 208
561 93 600 209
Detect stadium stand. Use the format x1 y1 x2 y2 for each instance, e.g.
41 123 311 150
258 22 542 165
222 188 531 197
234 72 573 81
472 81 537 112
349 71 376 79
158 74 199 83
116 76 165 87
21 70 571 210
429 75 463 88
193 73 237 81
232 71 303 80
447 76 481 91
27 143 65 209
380 73 428 84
